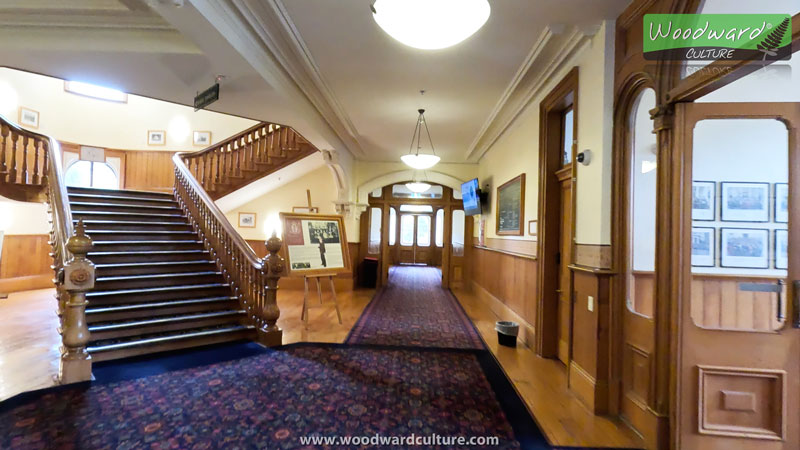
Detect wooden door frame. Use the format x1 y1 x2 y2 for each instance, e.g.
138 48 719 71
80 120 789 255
536 67 579 358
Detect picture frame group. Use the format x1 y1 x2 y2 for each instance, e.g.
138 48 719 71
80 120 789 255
691 227 787 270
692 180 787 223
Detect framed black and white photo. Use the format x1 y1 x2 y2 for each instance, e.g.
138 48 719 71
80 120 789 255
193 131 211 147
280 213 351 276
721 182 770 222
692 181 715 221
775 229 788 270
720 228 769 269
691 227 715 267
18 107 39 129
238 212 256 228
147 130 166 146
775 183 788 223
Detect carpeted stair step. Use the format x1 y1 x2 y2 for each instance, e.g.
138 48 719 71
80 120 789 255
67 186 174 200
87 249 212 264
94 271 223 290
76 220 193 232
85 296 241 323
90 240 205 252
87 325 256 362
72 210 186 222
69 201 183 215
82 230 198 241
88 310 247 340
86 283 232 307
68 192 179 207
95 260 217 277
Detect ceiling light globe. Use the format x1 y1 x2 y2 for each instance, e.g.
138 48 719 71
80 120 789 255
373 0 491 50
401 154 440 170
406 182 432 193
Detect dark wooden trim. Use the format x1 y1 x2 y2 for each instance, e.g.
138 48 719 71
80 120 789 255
495 173 526 236
473 244 537 261
569 264 615 276
536 66 579 358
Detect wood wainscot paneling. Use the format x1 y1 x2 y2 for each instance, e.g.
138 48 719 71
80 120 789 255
470 242 537 347
690 274 782 332
569 264 614 413
124 151 176 193
0 234 53 292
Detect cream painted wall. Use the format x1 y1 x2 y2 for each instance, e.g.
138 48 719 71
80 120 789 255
224 166 340 241
0 195 49 235
476 21 615 246
0 68 257 151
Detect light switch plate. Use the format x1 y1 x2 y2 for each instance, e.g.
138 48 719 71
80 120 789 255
587 295 594 312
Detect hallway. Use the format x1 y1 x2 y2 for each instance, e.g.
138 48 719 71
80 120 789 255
0 266 643 450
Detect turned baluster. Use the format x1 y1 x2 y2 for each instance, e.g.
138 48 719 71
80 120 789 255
41 141 48 186
9 132 18 183
235 141 241 176
214 148 221 184
0 125 7 181
59 220 94 384
32 139 41 184
21 135 29 184
258 233 283 346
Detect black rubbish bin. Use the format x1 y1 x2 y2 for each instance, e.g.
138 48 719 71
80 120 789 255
495 321 519 347
360 257 378 288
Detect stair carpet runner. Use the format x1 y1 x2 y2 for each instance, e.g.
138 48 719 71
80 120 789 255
68 186 254 362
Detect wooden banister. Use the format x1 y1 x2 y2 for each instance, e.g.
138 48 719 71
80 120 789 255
0 113 94 383
173 153 283 345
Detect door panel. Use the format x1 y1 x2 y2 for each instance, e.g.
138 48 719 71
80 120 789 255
676 102 800 450
398 214 415 264
415 215 432 264
557 165 573 365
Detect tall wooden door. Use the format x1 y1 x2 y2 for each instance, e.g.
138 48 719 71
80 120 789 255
675 102 800 450
557 165 574 365
397 214 433 265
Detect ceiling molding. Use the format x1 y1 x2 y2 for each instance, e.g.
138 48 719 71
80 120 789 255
465 27 590 161
191 0 365 159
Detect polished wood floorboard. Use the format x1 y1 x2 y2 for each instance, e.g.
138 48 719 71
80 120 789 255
1 284 643 448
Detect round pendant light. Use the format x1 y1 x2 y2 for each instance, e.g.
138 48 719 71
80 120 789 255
372 0 491 50
400 154 440 170
405 182 432 193
401 108 440 170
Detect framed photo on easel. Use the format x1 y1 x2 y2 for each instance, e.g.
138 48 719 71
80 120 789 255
280 212 351 277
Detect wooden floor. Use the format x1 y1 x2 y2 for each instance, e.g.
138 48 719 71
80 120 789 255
0 283 643 449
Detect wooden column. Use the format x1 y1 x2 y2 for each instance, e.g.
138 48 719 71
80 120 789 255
59 221 94 384
259 233 284 346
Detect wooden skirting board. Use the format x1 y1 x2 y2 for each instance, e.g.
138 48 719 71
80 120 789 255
0 274 53 293
470 280 536 348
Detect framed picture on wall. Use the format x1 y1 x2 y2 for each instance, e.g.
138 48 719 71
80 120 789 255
720 228 769 269
775 229 788 270
691 181 715 221
193 131 212 147
720 182 770 222
691 227 715 267
528 219 537 237
496 173 525 235
238 212 256 228
775 183 788 223
147 130 166 146
18 107 39 129
280 212 351 276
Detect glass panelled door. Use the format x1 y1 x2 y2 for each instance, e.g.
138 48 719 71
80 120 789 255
397 213 433 265
675 102 800 450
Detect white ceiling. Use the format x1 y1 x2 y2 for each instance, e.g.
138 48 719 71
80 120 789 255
0 0 631 163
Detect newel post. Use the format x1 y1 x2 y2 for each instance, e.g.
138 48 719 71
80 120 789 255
258 232 284 346
59 220 94 384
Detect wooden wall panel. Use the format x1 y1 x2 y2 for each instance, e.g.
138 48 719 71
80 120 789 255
0 234 53 292
474 237 537 257
123 151 175 193
690 274 781 332
471 245 538 326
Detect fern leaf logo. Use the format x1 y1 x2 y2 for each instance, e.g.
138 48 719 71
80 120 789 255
756 17 790 60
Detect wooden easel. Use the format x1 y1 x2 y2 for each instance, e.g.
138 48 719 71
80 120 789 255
302 274 342 325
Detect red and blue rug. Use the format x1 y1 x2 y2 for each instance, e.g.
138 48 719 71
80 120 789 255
346 266 484 349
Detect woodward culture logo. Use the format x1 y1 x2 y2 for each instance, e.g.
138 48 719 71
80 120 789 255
644 14 792 61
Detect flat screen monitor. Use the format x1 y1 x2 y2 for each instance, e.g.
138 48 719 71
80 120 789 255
461 178 481 216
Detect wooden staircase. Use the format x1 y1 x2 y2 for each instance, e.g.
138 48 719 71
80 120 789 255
68 186 254 362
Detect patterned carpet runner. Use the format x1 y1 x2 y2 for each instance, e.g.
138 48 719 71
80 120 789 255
346 265 485 349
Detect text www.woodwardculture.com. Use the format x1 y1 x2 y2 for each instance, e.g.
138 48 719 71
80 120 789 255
299 433 501 446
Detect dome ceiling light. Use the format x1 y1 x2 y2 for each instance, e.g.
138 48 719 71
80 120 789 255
405 182 432 193
372 0 491 50
400 108 440 170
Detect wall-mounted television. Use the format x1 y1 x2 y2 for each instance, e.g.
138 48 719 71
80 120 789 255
462 178 482 216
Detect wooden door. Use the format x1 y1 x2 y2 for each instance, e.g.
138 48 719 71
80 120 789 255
398 214 415 264
556 165 574 365
675 102 800 450
397 214 433 265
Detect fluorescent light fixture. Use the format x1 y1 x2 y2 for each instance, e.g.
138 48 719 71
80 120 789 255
372 0 490 50
64 81 127 103
405 182 432 193
401 154 440 170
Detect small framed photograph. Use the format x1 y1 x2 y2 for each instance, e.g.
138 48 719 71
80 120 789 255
721 182 770 222
18 107 39 129
720 228 769 269
238 212 256 228
193 131 212 147
775 183 788 223
147 130 166 146
292 206 319 214
528 220 537 237
775 229 788 270
692 181 715 221
691 227 715 267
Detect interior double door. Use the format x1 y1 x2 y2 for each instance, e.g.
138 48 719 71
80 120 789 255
675 102 800 450
398 213 433 265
